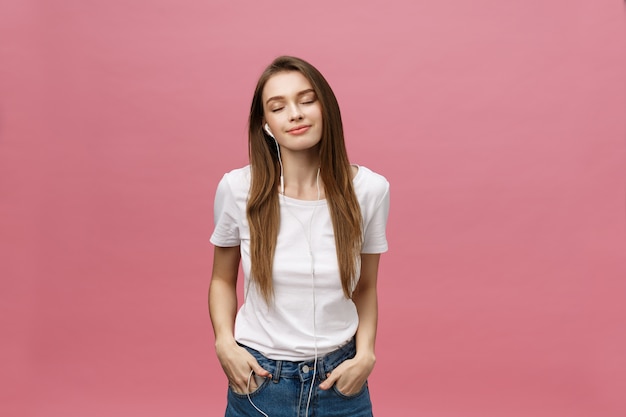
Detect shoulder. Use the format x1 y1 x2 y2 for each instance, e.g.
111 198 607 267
216 165 251 200
352 165 389 199
220 165 251 188
222 165 251 183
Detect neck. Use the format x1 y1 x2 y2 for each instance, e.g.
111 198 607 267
280 150 322 200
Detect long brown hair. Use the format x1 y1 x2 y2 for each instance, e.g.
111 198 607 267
247 56 363 304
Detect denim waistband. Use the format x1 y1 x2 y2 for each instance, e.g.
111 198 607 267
241 339 356 383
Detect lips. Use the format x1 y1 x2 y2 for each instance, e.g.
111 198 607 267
287 125 311 135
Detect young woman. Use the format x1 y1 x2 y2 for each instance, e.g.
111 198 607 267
209 56 389 417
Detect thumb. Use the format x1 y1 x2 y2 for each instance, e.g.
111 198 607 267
249 359 271 378
319 372 336 390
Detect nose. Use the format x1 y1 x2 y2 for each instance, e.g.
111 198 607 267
287 103 304 121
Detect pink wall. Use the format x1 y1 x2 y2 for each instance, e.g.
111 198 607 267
1 1 625 416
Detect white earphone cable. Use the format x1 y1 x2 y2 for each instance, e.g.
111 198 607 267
247 138 321 417
246 370 269 417
303 170 320 417
271 136 285 195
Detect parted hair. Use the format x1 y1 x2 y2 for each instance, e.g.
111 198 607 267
247 56 363 304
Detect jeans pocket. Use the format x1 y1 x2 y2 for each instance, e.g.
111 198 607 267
332 380 368 399
228 375 270 399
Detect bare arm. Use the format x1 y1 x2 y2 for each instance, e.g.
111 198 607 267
319 253 381 395
209 245 270 393
209 246 240 342
352 253 380 364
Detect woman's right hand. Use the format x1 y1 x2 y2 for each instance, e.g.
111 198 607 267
210 246 270 393
215 339 271 394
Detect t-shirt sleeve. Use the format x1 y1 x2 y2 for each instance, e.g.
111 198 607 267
361 181 390 254
210 174 241 247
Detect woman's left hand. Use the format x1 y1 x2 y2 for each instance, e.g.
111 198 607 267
318 353 376 396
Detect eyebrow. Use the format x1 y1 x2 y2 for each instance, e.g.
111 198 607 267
265 89 316 105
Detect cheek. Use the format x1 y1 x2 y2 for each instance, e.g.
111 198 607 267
264 115 279 130
311 105 323 122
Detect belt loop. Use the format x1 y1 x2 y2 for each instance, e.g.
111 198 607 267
318 357 326 381
272 360 282 383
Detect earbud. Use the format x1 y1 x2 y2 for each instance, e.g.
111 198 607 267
264 123 275 139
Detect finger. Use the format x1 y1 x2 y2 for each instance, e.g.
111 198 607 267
247 377 258 393
230 381 245 395
232 378 257 394
230 371 254 394
336 379 357 396
233 378 247 394
319 372 337 390
249 360 272 379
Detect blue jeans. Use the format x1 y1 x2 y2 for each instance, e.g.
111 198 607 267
225 339 373 417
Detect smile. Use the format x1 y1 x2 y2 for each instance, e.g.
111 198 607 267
287 125 311 135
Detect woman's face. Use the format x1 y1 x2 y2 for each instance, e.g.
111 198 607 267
262 71 323 154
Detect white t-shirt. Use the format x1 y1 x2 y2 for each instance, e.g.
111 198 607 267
210 165 389 360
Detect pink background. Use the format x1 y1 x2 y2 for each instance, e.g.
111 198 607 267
1 1 625 416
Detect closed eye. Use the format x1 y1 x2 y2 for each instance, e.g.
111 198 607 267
301 96 316 105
